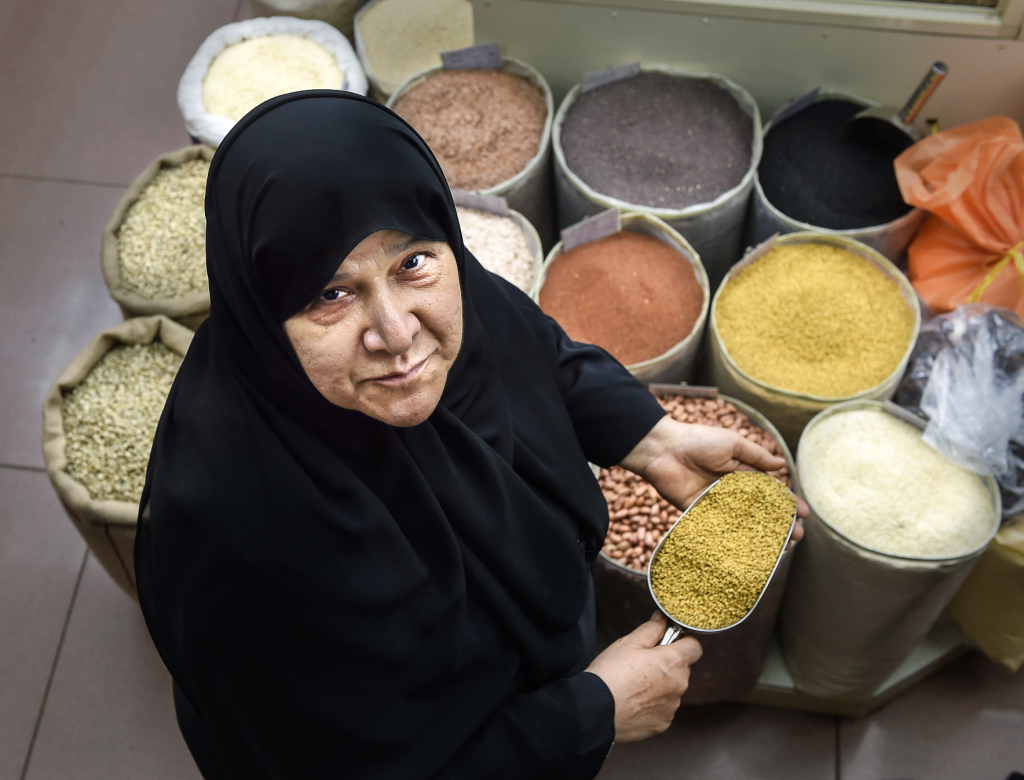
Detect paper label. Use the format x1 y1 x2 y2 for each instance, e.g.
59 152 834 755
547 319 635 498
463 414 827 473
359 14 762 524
441 43 503 70
560 209 621 252
770 87 820 128
580 62 641 94
452 190 509 217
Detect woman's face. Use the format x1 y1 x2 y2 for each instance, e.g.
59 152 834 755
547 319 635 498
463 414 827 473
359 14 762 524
284 229 463 427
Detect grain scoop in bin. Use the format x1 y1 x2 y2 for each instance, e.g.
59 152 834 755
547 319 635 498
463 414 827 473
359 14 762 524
648 471 798 646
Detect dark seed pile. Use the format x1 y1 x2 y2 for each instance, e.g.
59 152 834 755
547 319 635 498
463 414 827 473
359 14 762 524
758 100 912 230
560 73 752 210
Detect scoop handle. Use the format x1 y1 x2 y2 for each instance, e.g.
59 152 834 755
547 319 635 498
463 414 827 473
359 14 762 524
659 622 685 646
897 62 948 127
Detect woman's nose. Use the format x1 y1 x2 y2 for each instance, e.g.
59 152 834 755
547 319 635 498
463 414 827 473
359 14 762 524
362 292 420 354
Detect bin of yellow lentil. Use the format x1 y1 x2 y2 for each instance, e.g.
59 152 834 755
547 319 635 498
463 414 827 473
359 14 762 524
709 232 920 449
388 58 555 246
592 384 802 704
780 400 1000 699
101 146 214 331
42 316 192 598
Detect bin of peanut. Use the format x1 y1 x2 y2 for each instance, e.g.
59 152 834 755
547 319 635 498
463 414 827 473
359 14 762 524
592 385 800 704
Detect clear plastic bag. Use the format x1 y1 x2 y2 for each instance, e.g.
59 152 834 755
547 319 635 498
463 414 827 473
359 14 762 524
897 303 1024 515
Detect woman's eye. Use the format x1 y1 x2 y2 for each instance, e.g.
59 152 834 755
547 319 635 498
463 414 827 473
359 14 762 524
321 288 343 302
403 252 428 271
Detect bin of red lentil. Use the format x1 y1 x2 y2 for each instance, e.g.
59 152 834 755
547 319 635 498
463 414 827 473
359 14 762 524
534 212 709 386
592 384 800 704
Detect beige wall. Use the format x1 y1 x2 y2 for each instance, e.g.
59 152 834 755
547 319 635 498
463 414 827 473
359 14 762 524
472 0 1024 129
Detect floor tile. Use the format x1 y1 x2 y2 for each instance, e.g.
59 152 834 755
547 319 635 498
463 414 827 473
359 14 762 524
22 553 201 780
0 177 124 469
0 467 86 780
596 701 836 780
0 0 237 185
841 651 1024 780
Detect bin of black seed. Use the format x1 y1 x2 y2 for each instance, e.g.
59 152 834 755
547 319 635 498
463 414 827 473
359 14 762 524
758 100 912 230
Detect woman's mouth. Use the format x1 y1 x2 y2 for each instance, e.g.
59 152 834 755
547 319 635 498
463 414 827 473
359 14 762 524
371 355 430 387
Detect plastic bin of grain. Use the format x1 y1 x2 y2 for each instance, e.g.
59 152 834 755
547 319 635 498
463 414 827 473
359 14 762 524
534 212 709 386
746 90 925 263
453 192 543 294
354 0 473 100
552 65 762 292
389 58 555 246
708 232 920 449
780 400 1000 699
178 16 367 148
102 146 214 331
592 383 800 704
249 0 368 39
42 316 193 598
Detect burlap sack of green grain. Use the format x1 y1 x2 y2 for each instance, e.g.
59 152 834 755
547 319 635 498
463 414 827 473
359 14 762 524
101 145 214 331
947 517 1024 672
41 316 193 599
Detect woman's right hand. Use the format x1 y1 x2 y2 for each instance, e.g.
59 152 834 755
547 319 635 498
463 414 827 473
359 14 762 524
585 612 702 743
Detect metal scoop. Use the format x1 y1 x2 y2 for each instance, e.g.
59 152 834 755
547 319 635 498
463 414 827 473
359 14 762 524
839 62 948 149
648 477 798 646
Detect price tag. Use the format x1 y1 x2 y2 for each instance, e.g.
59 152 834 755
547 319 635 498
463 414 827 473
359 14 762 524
561 209 621 252
770 87 819 128
452 190 510 217
580 62 641 94
441 43 503 70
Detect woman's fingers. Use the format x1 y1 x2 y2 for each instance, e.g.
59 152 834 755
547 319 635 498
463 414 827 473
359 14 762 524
663 635 703 668
628 611 671 648
732 433 786 472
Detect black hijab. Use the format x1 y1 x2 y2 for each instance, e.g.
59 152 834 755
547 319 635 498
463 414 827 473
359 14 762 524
136 91 663 779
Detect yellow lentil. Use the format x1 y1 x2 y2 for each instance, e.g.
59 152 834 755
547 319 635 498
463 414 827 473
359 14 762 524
650 471 795 630
715 243 915 397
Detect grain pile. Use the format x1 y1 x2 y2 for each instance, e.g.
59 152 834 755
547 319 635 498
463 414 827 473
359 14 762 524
62 343 183 504
650 471 795 630
601 394 790 572
457 207 535 292
800 406 997 558
394 69 546 190
560 72 752 210
202 34 344 121
538 231 703 366
715 243 914 397
359 0 473 91
117 160 209 300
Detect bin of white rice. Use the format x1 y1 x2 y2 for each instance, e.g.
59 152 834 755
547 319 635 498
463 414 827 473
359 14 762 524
779 400 1000 699
456 205 542 294
178 16 366 148
354 0 473 98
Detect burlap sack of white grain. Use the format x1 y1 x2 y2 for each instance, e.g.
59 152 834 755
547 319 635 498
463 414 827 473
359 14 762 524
178 16 367 149
250 0 368 38
102 145 214 331
947 516 1024 672
42 316 193 599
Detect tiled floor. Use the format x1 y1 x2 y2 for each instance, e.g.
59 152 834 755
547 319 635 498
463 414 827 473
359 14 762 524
0 0 1022 778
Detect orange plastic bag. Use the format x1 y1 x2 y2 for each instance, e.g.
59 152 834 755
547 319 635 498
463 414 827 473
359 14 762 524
895 116 1024 319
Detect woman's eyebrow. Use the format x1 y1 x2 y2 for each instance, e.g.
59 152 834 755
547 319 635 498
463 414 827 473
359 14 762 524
327 270 352 284
385 235 437 255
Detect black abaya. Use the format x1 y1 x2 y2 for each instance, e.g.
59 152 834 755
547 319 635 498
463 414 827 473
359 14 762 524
135 91 665 780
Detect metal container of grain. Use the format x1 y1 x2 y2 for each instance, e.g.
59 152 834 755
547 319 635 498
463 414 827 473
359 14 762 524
780 400 1001 700
708 232 921 450
388 57 555 246
593 384 800 704
746 89 926 264
41 316 193 599
101 145 214 331
534 212 709 386
553 65 762 291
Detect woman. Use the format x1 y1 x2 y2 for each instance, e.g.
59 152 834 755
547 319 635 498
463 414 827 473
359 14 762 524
136 91 798 779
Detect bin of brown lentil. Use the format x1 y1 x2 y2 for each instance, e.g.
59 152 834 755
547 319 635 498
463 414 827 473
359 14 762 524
592 385 800 704
42 316 193 598
534 212 709 386
709 232 920 449
388 59 555 246
101 146 214 331
553 67 762 291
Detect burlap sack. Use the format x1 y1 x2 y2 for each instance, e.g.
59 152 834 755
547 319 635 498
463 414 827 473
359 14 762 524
250 0 368 38
101 145 214 331
42 316 194 598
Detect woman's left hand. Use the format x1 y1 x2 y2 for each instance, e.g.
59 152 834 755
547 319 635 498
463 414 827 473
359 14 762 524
619 417 808 540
